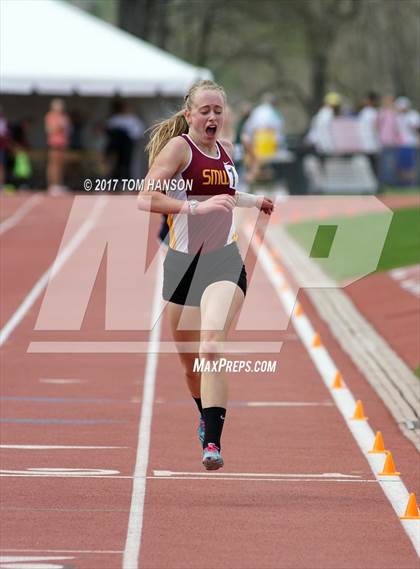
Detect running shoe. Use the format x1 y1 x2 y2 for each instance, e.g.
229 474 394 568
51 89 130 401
198 416 205 446
202 443 224 470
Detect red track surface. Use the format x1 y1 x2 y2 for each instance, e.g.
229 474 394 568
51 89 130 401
347 272 420 370
0 193 35 222
1 194 419 569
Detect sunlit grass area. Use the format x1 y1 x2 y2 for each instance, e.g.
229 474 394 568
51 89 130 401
287 207 420 280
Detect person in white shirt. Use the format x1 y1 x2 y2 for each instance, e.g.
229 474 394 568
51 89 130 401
358 91 380 175
242 93 284 160
306 92 341 155
395 97 420 147
394 97 420 184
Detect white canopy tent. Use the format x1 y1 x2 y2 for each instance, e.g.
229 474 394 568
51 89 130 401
0 0 212 96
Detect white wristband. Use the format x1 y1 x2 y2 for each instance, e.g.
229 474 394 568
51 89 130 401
235 192 259 208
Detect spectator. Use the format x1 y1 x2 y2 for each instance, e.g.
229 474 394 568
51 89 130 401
377 95 400 147
105 98 144 182
394 96 420 184
395 97 420 147
306 92 342 155
376 95 401 186
68 110 85 150
243 93 284 161
358 91 380 175
234 101 258 183
44 98 71 194
10 117 33 189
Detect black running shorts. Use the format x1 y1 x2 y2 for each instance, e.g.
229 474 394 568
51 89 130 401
162 242 247 307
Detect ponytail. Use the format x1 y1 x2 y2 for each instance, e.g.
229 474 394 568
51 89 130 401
146 110 188 167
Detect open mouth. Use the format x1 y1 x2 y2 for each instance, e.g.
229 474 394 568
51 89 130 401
206 125 217 136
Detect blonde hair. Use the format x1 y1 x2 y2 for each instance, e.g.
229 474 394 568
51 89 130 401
51 98 65 112
146 79 226 166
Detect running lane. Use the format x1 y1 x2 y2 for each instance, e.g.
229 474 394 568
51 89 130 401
0 195 71 328
1 196 419 568
0 193 40 222
138 235 419 569
0 195 160 568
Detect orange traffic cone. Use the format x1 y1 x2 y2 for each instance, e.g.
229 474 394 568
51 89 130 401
351 400 368 420
400 493 420 520
331 371 344 389
312 333 322 347
271 249 281 263
294 303 304 316
368 431 386 454
378 452 400 476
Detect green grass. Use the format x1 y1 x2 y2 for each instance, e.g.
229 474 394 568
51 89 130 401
382 186 420 195
415 366 420 380
377 208 420 271
310 225 338 258
287 207 420 281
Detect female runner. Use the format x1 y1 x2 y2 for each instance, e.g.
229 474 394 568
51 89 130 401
138 80 273 470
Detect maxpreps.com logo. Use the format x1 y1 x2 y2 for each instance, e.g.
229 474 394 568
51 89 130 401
202 163 238 189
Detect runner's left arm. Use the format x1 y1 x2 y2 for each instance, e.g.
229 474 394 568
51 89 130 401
219 138 274 215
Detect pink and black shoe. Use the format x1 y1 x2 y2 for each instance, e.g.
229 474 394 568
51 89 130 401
202 443 224 470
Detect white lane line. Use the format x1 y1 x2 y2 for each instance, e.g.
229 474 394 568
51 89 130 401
245 401 333 407
0 556 73 562
0 468 120 477
0 473 378 483
122 253 163 569
39 379 85 385
2 508 129 514
27 341 281 353
0 197 107 346
153 470 362 478
246 225 420 556
0 194 43 236
153 399 332 407
0 445 126 450
0 550 123 554
0 474 127 479
150 476 377 483
0 556 73 569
